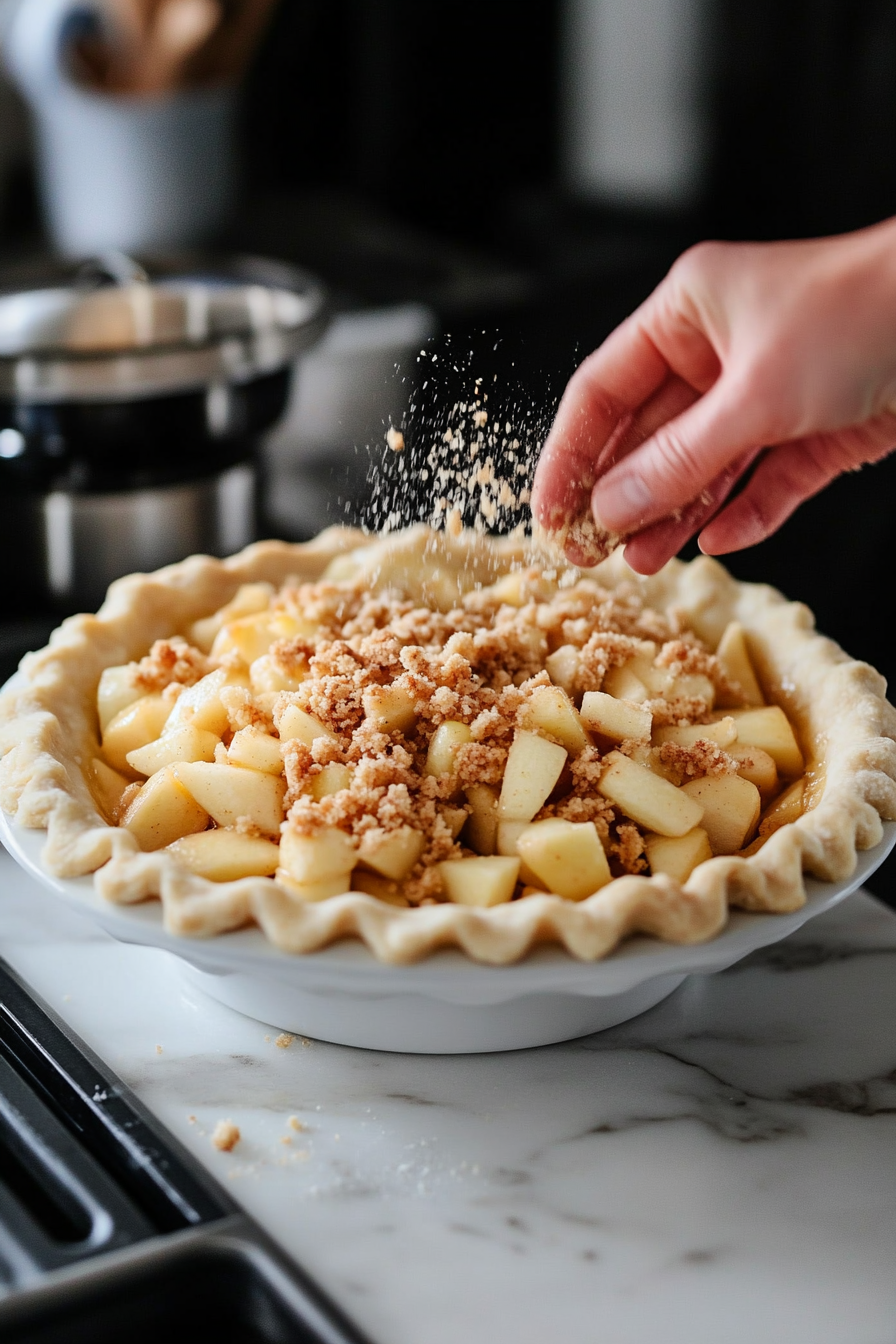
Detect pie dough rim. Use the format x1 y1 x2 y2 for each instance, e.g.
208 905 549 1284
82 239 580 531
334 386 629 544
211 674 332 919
2 525 895 966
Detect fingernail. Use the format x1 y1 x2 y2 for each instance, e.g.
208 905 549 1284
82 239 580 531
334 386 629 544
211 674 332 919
593 473 654 529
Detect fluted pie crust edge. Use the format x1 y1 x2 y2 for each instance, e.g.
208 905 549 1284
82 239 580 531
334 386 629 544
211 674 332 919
2 525 895 965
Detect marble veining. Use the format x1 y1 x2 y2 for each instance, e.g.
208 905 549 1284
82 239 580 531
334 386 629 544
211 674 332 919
2 842 896 1344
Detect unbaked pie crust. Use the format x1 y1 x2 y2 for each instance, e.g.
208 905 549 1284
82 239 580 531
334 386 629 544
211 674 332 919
2 525 895 965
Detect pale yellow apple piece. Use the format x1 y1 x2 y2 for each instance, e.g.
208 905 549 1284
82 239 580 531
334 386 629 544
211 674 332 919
715 621 765 707
350 871 410 906
189 581 275 653
464 783 499 855
425 721 473 777
438 855 521 907
276 703 339 747
519 685 590 753
602 664 650 702
121 765 209 852
276 871 352 902
172 762 286 835
653 717 737 749
598 750 704 837
102 695 172 773
226 726 284 775
250 653 305 696
86 757 130 821
758 778 805 838
279 825 357 883
516 818 612 900
97 664 143 733
726 743 778 799
487 571 528 606
545 644 581 698
310 763 352 800
440 805 469 839
681 773 761 855
497 731 568 821
126 724 220 776
495 820 544 886
167 829 280 881
580 691 652 743
361 684 418 734
358 825 426 880
644 828 713 884
728 706 804 777
163 668 248 738
211 612 279 665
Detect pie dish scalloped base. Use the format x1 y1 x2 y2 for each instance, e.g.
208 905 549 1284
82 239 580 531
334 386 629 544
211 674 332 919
3 811 893 1051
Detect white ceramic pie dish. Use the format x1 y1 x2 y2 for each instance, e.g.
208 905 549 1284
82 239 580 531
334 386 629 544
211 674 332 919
3 811 894 1053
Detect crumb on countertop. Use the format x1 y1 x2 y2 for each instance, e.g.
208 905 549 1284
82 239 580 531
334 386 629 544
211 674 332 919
275 1032 294 1049
287 1115 304 1132
211 1119 241 1152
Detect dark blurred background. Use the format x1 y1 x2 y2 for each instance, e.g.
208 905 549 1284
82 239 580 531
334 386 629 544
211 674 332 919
2 0 896 892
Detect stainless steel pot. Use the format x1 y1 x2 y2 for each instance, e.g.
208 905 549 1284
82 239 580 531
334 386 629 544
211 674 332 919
0 252 327 612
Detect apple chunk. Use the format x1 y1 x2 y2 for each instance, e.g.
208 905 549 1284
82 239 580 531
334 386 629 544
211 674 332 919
425 721 473 778
226 726 284 775
681 773 761 854
580 691 652 743
276 702 339 747
279 825 357 883
644 828 713 884
97 664 143 733
653 717 737 749
438 855 520 907
121 766 209 851
167 829 280 881
362 684 418 734
498 731 568 821
728 706 804 777
518 686 590 753
464 783 499 855
276 872 352 902
172 761 285 835
758 778 805 838
516 819 612 900
102 695 172 773
126 724 220 776
163 668 247 739
715 621 765 706
357 826 426 881
598 750 704 837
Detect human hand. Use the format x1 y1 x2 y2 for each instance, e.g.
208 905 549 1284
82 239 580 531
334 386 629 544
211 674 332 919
532 220 896 573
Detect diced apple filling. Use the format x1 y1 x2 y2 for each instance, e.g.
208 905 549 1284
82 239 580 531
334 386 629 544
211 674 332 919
126 724 220 776
516 818 612 900
645 828 713 884
598 751 705 837
121 766 209 851
518 685 590 753
438 855 521 907
276 703 338 747
172 762 285 835
102 695 172 773
425 721 473 777
166 829 280 881
715 621 765 707
581 691 652 743
681 773 761 854
728 706 804 777
498 731 568 821
464 784 499 855
226 726 284 775
358 826 426 880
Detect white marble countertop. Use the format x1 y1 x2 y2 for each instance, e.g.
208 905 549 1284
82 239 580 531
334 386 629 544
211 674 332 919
3 840 896 1344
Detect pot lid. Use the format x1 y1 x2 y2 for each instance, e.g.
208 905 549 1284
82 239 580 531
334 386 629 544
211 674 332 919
0 252 328 402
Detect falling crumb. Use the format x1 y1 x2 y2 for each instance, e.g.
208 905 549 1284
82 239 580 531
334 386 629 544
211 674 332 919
386 426 405 452
264 1034 271 1042
188 1115 196 1124
301 1038 312 1048
275 1032 294 1049
212 1120 241 1152
280 1136 292 1146
446 506 463 537
287 1115 305 1132
155 1045 163 1055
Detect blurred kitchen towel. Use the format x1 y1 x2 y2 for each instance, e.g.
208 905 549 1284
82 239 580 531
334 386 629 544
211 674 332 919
0 0 278 253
